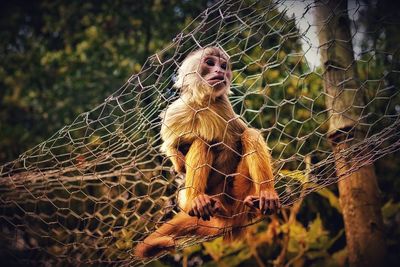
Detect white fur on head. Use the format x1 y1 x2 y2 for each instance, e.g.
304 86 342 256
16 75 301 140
174 47 231 103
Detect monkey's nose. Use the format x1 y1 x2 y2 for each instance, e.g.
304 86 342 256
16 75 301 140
215 67 225 74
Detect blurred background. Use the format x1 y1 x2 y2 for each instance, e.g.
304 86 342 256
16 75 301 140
1 0 399 266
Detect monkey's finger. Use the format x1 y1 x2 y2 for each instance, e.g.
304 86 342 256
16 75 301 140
195 199 204 219
198 198 210 220
198 196 207 215
264 200 273 215
210 198 219 208
274 199 280 213
213 200 227 215
212 200 220 212
244 196 255 207
202 213 210 221
191 207 198 218
260 195 266 212
252 199 260 209
262 199 270 215
268 199 276 214
243 196 251 206
244 199 253 208
194 208 201 219
198 197 210 220
190 207 199 218
261 199 266 214
210 198 217 207
192 202 200 218
205 200 214 217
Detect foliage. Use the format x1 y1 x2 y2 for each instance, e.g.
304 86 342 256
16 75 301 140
150 170 347 267
0 0 209 163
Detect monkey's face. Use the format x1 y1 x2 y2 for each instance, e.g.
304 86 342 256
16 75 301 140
199 54 232 97
174 47 233 101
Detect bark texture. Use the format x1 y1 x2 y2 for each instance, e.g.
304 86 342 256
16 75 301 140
314 1 386 266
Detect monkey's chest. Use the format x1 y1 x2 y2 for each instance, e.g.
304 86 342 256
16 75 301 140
206 141 242 189
193 115 230 142
180 111 244 175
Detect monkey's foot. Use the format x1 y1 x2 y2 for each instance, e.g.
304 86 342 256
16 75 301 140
243 190 281 215
188 194 227 220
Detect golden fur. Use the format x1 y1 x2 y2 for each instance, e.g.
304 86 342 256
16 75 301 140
134 47 278 259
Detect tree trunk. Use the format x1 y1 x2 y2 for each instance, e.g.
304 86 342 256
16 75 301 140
314 1 386 266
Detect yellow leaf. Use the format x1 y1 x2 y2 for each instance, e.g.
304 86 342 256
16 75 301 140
76 41 90 53
85 26 98 39
316 188 341 213
279 169 308 183
89 135 102 146
382 199 400 219
268 69 280 79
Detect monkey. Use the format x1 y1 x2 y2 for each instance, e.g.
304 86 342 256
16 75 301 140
134 46 280 259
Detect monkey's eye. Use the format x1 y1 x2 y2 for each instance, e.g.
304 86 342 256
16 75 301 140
205 59 215 66
221 63 227 70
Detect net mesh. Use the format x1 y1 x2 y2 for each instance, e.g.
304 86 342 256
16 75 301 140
1 0 399 265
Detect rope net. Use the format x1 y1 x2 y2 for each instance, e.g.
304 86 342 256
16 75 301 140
1 0 399 265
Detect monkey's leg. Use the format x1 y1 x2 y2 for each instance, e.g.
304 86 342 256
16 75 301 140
227 155 257 241
183 138 214 212
134 212 224 259
236 128 280 214
232 157 254 201
240 128 274 192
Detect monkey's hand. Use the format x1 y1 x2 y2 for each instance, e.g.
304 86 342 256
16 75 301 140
188 194 226 221
174 153 186 173
244 189 281 215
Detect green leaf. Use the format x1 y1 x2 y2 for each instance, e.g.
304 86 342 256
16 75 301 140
220 247 253 266
203 237 245 261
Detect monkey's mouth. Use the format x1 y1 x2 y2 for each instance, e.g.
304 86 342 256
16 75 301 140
207 75 226 86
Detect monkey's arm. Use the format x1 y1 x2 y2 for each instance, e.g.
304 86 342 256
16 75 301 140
241 129 281 214
182 138 224 220
160 102 191 174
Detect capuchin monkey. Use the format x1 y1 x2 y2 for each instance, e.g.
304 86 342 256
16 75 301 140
134 46 280 259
